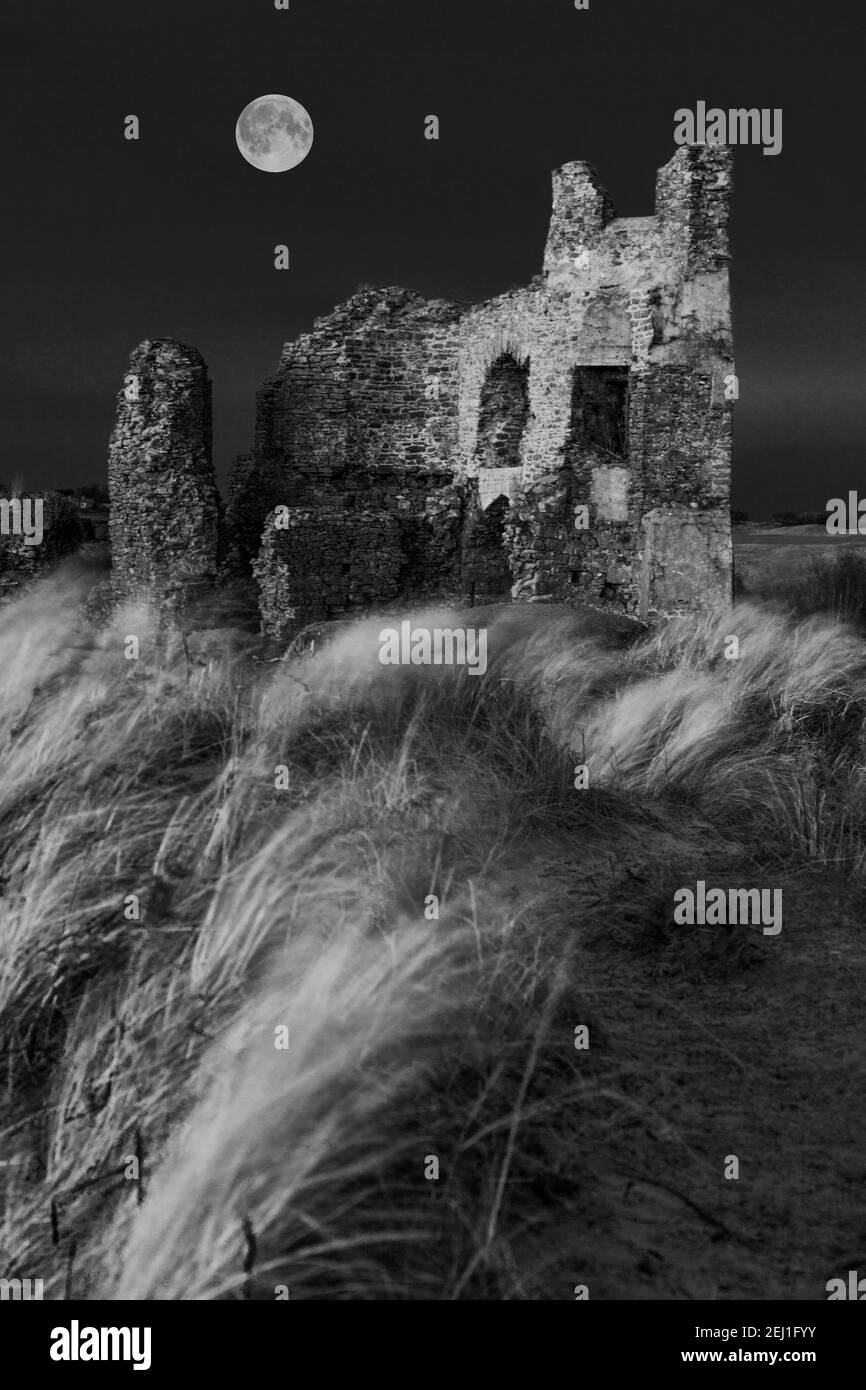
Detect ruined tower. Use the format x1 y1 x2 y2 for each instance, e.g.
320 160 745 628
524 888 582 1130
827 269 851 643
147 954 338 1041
108 339 220 614
244 144 734 640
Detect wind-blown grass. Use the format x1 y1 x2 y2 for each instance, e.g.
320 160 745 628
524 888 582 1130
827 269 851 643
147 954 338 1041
1 565 865 1298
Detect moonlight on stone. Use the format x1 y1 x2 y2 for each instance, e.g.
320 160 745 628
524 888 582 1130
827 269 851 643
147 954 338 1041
235 95 314 173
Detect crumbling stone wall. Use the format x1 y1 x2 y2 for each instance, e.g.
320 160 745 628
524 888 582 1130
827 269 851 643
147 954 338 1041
187 144 733 638
243 144 733 636
254 506 404 642
99 149 732 635
453 146 734 618
245 288 473 636
108 339 220 614
253 288 462 506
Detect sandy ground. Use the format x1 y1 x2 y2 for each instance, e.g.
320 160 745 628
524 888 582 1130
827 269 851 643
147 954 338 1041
492 821 866 1300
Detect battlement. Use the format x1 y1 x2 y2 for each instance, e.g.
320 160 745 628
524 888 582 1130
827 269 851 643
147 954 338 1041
543 145 733 280
542 161 618 274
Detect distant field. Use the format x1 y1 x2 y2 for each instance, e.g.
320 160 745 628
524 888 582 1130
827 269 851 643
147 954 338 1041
733 525 866 598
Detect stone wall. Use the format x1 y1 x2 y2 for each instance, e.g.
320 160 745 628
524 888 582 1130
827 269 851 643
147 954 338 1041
640 506 733 619
241 143 734 636
254 506 405 642
253 288 462 505
453 145 733 619
243 287 472 632
107 339 220 614
99 147 732 637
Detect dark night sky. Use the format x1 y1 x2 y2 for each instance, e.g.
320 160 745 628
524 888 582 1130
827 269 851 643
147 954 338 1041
2 0 863 516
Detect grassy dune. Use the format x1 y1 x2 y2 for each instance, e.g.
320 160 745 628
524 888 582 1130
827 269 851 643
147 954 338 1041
1 560 865 1299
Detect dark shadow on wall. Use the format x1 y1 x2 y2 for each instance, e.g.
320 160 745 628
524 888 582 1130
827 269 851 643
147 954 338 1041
474 354 530 470
462 494 513 603
563 365 629 494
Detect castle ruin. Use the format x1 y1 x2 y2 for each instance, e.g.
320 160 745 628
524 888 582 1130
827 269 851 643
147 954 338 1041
107 144 735 637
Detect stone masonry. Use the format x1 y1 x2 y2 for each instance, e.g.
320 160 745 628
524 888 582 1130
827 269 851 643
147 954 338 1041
108 339 220 614
105 146 735 638
245 144 734 640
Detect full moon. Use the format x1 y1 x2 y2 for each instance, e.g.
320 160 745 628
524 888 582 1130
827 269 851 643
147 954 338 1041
235 94 314 173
